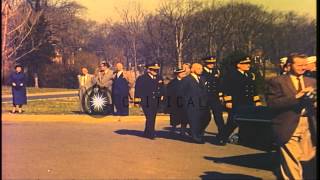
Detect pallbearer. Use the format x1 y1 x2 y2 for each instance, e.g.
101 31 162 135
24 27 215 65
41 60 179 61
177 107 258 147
166 67 188 135
180 63 211 143
134 63 165 139
201 56 225 144
222 52 262 143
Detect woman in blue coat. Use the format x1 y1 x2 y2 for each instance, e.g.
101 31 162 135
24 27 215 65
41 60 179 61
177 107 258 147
9 64 27 113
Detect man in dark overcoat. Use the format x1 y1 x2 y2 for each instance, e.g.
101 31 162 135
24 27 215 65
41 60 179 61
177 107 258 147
166 68 188 135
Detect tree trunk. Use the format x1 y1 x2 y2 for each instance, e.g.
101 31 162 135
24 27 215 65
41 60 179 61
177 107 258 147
176 24 184 68
132 37 138 79
2 2 9 84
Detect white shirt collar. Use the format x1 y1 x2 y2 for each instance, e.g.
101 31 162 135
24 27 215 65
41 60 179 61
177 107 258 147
148 73 155 79
191 73 199 82
117 71 123 77
237 69 246 74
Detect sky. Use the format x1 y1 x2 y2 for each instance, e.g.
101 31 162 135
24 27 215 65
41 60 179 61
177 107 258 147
75 0 317 23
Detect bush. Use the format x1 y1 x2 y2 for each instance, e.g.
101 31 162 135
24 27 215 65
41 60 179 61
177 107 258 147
38 64 78 88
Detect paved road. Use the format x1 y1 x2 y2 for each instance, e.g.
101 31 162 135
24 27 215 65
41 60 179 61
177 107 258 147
1 91 78 102
2 114 277 179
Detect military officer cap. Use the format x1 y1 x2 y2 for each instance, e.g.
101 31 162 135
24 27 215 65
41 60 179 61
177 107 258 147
203 56 217 63
146 62 160 70
173 67 185 74
233 53 251 65
307 56 316 64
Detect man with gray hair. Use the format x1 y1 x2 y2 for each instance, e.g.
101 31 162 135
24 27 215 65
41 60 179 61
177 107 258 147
78 67 94 113
180 63 210 143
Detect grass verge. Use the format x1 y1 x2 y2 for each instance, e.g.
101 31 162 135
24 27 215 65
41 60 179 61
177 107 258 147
2 86 77 96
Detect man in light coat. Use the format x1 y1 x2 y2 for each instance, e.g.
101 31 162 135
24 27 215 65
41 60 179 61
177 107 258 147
78 67 95 113
95 61 114 104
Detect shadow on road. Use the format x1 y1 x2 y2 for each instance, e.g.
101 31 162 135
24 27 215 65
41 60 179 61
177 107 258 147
204 152 278 172
114 128 196 143
200 171 262 180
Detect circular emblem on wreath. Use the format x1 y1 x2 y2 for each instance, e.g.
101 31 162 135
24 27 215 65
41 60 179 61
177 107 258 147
81 84 113 116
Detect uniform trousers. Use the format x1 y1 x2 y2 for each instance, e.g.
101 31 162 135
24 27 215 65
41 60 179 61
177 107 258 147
142 103 158 138
279 117 316 180
208 102 225 138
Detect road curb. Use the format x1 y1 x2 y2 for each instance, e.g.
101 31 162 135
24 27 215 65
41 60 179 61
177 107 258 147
1 114 170 123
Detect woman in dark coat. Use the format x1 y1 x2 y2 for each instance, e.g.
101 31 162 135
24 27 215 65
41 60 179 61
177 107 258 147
9 64 27 113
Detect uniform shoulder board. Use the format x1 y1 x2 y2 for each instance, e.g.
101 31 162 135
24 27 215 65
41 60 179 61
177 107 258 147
251 73 255 80
215 70 220 77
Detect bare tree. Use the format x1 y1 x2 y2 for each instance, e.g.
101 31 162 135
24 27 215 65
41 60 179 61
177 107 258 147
159 0 202 68
2 0 43 82
117 1 145 78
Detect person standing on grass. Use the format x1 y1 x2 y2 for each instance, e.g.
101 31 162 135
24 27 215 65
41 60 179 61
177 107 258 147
77 67 95 113
9 64 27 114
95 61 114 104
112 63 130 116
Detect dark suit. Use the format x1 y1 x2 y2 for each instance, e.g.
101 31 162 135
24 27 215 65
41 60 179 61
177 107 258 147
180 74 211 141
112 72 129 115
304 70 316 79
266 74 316 145
266 74 316 179
201 67 225 139
135 73 165 138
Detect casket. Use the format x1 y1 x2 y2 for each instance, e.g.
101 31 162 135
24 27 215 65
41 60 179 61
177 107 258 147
232 106 276 151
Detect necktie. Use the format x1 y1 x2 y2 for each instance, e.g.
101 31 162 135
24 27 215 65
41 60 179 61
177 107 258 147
297 77 302 92
82 75 86 86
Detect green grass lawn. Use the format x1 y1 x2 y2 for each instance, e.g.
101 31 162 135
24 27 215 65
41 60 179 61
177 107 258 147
2 86 77 96
2 97 145 115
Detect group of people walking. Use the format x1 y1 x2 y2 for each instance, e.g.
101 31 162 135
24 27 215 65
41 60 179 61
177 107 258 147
134 53 263 145
8 51 317 180
132 52 317 180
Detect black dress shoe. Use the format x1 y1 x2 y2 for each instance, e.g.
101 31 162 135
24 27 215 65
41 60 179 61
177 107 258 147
217 139 227 146
180 129 186 136
192 136 204 144
170 126 177 133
